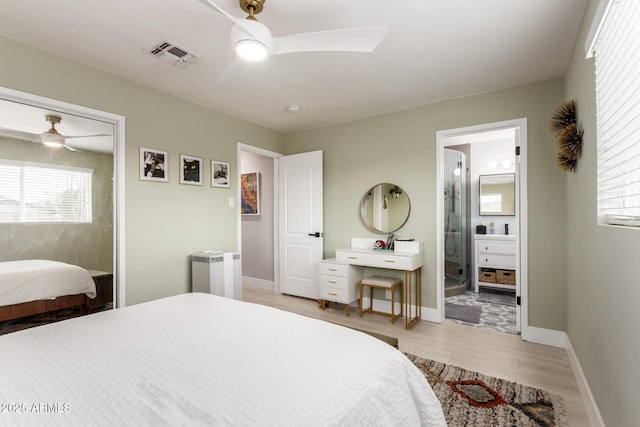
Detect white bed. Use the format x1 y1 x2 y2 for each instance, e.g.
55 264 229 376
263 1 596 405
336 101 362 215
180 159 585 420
0 260 97 322
0 293 446 426
0 260 97 307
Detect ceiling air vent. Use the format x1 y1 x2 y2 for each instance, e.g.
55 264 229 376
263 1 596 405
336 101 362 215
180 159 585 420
147 41 199 68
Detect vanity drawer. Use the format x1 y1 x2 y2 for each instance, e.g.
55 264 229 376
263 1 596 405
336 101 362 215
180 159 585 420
320 274 349 290
336 251 372 265
320 262 348 277
477 242 515 255
371 254 411 270
319 285 349 303
477 254 515 268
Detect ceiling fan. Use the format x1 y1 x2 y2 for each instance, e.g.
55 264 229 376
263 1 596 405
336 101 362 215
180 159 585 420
199 0 388 78
0 115 111 152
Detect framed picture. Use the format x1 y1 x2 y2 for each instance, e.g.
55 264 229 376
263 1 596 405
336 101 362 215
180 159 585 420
241 172 260 215
180 154 203 185
140 146 168 182
211 160 230 188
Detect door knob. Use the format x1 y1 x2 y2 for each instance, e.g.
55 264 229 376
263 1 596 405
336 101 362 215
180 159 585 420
308 232 321 237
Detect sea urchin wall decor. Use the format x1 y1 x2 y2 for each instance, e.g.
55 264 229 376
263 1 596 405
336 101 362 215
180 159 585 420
549 99 583 172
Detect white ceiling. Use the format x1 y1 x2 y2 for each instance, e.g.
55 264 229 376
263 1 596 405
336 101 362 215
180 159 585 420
0 99 115 154
0 0 588 135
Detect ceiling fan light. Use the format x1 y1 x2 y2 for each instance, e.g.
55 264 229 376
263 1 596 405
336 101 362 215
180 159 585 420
43 141 63 148
235 39 268 61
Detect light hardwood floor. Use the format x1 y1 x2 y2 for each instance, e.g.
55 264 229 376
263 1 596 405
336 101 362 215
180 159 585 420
243 287 590 426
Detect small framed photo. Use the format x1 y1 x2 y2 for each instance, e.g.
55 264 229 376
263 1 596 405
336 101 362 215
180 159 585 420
211 160 230 188
241 172 260 215
140 147 168 182
180 154 203 185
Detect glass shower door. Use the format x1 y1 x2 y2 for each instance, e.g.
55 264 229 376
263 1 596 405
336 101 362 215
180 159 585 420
444 148 467 290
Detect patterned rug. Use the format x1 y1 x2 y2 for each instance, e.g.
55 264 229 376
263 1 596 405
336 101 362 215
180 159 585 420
405 353 567 427
446 290 519 335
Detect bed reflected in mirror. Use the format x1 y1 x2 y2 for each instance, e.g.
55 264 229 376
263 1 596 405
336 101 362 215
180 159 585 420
0 98 115 335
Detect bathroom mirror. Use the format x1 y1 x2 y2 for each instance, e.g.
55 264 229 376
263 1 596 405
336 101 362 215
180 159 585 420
360 183 411 233
479 173 515 216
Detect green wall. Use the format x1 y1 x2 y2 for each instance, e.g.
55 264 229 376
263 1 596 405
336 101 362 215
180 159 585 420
0 137 113 271
2 34 574 331
284 79 568 330
0 36 284 305
564 0 640 424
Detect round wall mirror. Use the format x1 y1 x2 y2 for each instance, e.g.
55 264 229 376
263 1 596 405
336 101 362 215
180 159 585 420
360 183 411 233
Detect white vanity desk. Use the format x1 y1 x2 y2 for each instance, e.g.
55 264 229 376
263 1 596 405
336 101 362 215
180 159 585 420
333 238 423 329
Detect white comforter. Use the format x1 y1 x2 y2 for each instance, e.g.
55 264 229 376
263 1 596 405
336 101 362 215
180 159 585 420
0 260 96 306
0 293 446 426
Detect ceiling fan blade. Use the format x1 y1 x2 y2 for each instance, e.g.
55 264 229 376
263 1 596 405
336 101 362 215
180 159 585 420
63 144 82 153
0 127 41 143
272 26 389 56
197 0 261 40
60 133 112 139
216 57 243 87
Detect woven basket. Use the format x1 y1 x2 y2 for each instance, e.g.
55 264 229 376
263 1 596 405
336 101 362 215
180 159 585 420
496 269 516 286
479 270 496 283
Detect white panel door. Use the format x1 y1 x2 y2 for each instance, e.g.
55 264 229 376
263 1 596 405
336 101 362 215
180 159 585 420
279 151 323 299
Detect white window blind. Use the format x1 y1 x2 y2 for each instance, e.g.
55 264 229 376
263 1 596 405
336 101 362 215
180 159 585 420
0 160 92 223
595 0 640 226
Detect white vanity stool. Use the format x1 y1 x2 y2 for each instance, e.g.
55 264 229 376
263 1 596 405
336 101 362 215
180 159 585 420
359 275 403 323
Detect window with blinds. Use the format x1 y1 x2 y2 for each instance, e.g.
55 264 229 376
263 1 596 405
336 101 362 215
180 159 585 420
593 0 640 227
0 160 92 223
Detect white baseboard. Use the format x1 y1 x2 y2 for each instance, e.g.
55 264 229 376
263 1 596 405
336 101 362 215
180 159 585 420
565 336 606 427
522 326 567 348
242 276 273 291
420 306 440 323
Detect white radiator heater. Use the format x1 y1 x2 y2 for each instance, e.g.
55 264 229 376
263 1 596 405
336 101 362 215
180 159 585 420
191 252 241 300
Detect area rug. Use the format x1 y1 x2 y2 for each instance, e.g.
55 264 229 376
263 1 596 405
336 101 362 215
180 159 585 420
477 289 516 306
445 302 481 324
405 353 567 427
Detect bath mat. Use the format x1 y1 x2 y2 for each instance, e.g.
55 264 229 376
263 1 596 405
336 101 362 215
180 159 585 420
445 302 481 324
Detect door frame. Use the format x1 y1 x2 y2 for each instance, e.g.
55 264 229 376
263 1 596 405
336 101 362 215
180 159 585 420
237 143 282 293
0 86 127 307
435 118 529 339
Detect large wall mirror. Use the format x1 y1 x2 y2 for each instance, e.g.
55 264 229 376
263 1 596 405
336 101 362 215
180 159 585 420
360 183 411 233
479 173 515 216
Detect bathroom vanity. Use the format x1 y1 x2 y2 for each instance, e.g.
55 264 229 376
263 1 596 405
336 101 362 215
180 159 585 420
474 234 517 292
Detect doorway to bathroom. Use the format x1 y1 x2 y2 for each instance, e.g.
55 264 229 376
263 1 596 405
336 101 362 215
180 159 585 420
436 118 528 337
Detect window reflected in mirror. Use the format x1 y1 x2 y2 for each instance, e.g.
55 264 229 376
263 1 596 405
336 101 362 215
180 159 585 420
479 173 515 216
